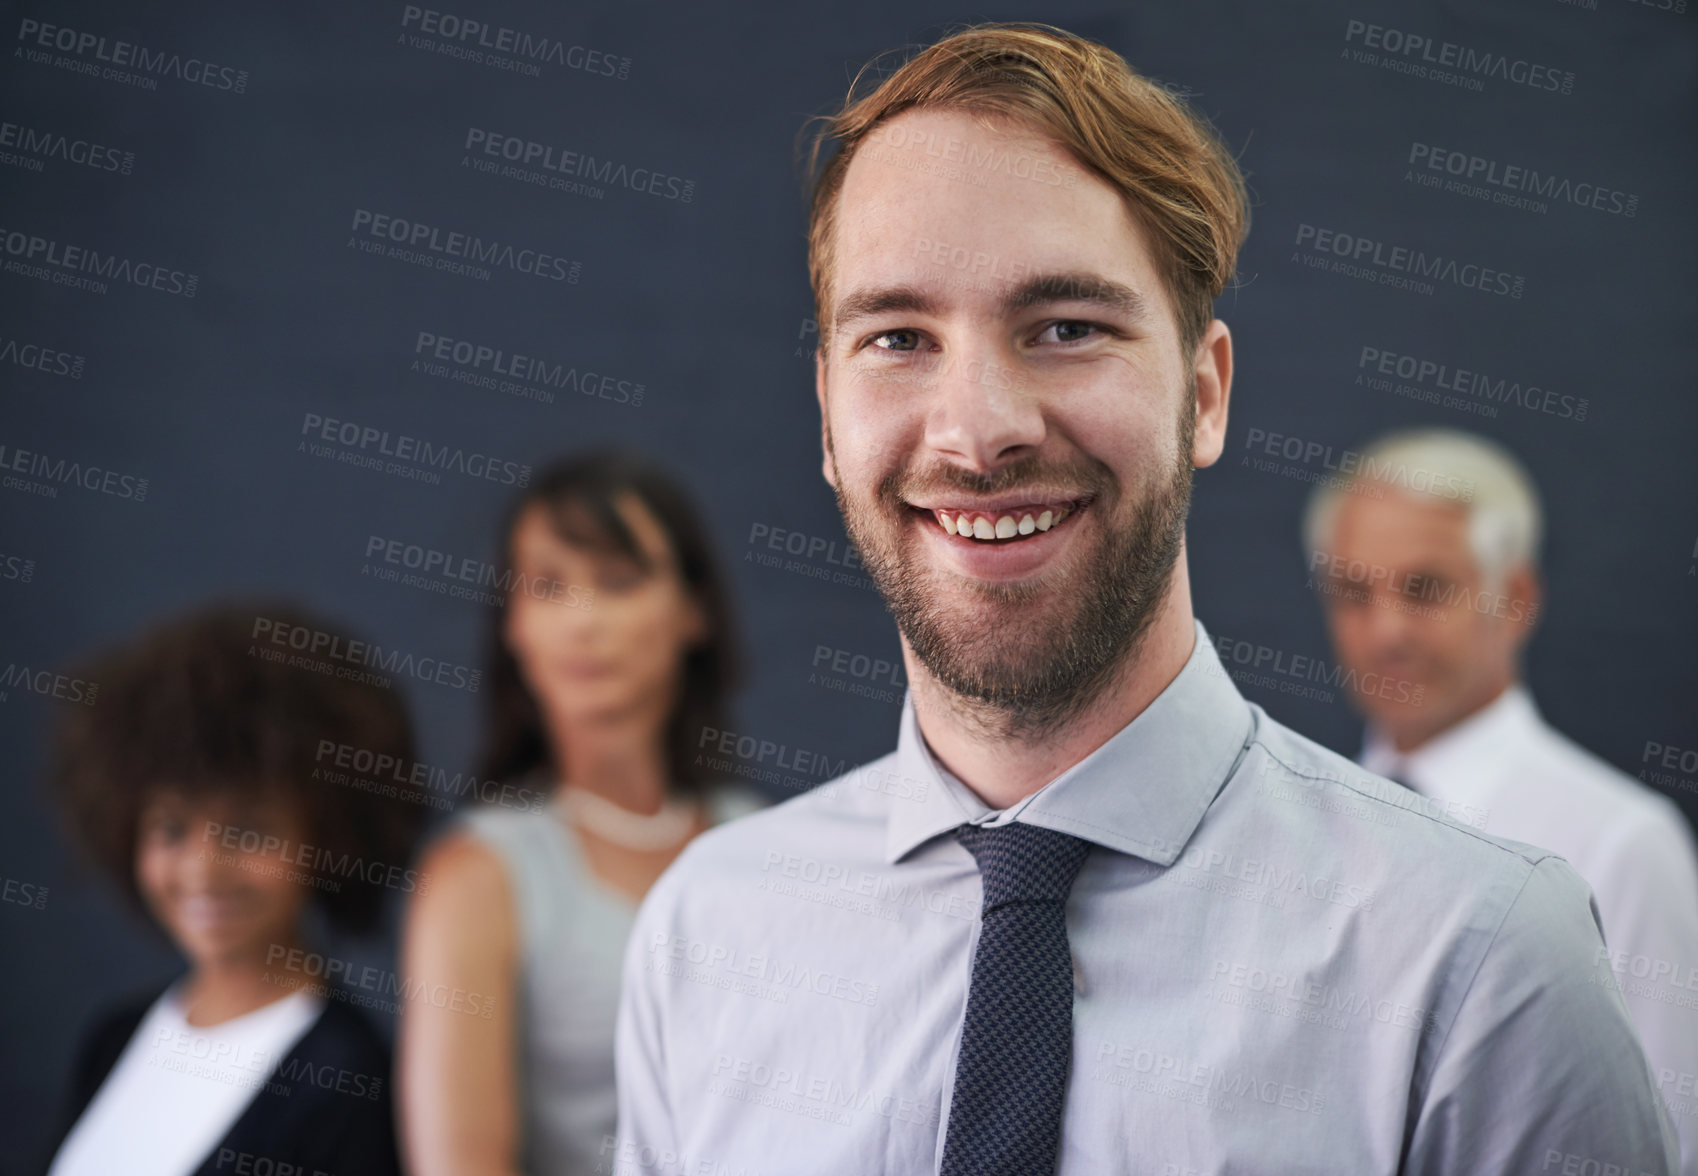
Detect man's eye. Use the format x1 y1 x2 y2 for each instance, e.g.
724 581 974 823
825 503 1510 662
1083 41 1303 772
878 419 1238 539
1038 321 1097 344
870 330 921 352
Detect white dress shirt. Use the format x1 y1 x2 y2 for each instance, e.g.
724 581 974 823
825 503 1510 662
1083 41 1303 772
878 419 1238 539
614 619 1678 1175
1363 684 1698 1175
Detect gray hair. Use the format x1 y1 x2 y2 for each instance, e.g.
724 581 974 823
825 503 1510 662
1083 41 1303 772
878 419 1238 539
1302 428 1542 590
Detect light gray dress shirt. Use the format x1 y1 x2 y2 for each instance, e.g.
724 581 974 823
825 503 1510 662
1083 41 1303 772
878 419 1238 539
614 619 1678 1175
1361 685 1698 1176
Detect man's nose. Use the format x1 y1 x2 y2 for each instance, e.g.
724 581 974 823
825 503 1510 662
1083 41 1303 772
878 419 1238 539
921 346 1045 471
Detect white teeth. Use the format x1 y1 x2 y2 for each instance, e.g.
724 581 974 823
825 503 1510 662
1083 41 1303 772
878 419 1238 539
932 504 1074 541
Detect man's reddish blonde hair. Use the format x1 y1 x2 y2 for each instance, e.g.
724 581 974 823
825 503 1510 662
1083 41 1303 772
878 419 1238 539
805 23 1250 358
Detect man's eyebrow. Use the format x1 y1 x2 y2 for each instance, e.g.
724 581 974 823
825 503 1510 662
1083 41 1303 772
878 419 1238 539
1004 272 1148 319
832 285 940 332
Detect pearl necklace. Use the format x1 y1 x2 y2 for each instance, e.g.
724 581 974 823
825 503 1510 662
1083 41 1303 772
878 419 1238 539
557 785 699 850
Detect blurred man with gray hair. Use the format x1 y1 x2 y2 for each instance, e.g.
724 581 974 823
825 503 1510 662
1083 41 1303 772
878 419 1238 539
1305 426 1698 1172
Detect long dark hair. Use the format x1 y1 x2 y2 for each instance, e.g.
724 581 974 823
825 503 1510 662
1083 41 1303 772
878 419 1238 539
476 448 742 797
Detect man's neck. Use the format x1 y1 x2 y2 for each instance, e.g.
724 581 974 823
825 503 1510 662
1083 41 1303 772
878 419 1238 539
906 572 1197 811
1383 676 1518 755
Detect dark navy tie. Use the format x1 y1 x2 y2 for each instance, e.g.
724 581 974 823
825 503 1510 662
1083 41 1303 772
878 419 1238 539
940 820 1092 1176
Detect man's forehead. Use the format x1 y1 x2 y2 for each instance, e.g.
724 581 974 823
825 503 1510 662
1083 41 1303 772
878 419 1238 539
831 116 1161 315
1337 492 1472 552
838 108 1097 228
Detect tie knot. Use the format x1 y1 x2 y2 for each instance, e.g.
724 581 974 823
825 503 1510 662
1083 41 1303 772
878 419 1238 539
955 821 1090 910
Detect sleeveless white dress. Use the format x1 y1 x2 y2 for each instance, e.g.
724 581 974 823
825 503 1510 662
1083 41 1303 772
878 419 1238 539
457 780 766 1176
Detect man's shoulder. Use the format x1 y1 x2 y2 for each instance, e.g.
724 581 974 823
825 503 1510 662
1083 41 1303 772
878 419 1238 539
1244 707 1566 877
1513 712 1693 838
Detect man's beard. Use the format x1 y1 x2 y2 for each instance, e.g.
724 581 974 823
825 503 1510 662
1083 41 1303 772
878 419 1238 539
831 408 1195 743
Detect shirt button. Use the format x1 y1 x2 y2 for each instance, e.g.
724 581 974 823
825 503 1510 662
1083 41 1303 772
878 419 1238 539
1072 952 1085 995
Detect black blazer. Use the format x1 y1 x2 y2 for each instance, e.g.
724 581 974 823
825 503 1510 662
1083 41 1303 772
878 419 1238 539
43 985 401 1176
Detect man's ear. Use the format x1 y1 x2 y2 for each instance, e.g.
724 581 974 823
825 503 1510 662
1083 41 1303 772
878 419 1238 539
1505 561 1543 652
816 346 838 490
1191 318 1233 468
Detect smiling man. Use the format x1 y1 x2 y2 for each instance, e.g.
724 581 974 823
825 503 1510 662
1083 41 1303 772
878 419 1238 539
613 24 1677 1175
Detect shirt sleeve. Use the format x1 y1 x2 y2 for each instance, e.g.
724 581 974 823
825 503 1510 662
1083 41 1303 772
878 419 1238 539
613 865 681 1176
1406 855 1680 1176
1588 805 1698 1176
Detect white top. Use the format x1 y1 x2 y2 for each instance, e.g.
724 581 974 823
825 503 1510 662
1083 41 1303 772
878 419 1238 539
459 781 766 1176
1363 683 1698 1175
49 981 324 1176
614 620 1677 1175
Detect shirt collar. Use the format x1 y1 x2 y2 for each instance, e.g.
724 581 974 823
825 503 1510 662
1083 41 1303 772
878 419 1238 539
1359 682 1539 794
882 618 1254 866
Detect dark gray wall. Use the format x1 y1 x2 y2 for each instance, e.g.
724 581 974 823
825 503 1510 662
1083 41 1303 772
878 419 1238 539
3 0 1695 1167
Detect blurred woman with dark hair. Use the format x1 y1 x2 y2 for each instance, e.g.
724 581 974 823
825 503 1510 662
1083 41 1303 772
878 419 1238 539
398 447 764 1176
42 602 424 1176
